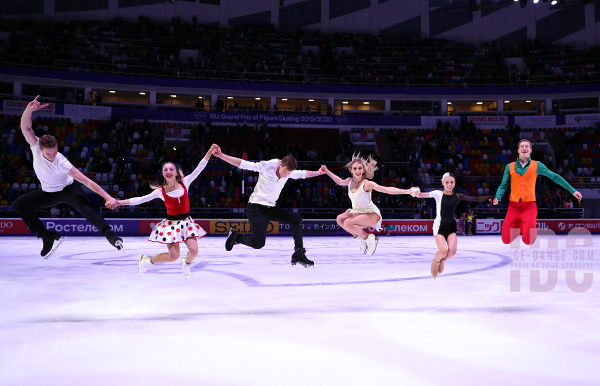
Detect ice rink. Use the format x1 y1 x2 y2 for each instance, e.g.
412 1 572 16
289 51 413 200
1 234 598 386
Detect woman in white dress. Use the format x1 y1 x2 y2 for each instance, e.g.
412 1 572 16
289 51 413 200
322 154 416 254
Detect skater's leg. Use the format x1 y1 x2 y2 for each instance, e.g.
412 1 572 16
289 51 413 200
65 182 112 233
501 202 522 245
13 190 62 235
269 207 304 250
237 204 269 249
150 243 180 263
431 234 449 278
183 237 199 264
342 213 380 239
520 202 538 245
336 211 358 236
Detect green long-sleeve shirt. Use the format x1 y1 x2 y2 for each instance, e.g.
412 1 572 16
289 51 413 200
495 159 576 201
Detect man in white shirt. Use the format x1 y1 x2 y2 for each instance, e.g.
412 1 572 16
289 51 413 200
12 96 121 258
213 144 324 267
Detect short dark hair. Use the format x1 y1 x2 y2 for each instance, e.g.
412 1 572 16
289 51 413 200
39 135 58 149
518 138 532 147
280 155 297 171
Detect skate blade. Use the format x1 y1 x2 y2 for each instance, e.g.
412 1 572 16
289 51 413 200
44 236 66 259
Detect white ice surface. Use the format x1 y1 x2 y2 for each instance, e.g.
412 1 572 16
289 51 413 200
0 235 598 386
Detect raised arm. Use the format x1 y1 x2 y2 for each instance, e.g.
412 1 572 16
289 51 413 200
212 144 242 167
68 167 118 209
537 162 582 201
304 166 326 179
493 164 511 205
321 165 350 186
183 146 214 186
21 95 49 147
364 180 415 195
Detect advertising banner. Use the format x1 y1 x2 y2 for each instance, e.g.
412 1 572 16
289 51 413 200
476 219 600 234
64 104 112 119
0 218 140 236
565 113 600 126
514 115 556 127
3 100 55 114
3 218 598 237
468 116 508 128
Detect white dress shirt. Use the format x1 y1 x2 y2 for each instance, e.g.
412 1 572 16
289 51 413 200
239 159 306 207
31 140 74 192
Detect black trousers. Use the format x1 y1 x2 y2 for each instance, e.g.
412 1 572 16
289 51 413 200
238 203 303 250
13 181 113 236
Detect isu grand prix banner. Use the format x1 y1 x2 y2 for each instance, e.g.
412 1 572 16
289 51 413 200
476 219 600 234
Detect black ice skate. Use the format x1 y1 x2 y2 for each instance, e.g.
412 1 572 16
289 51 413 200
291 247 314 268
38 230 66 259
106 232 124 252
225 228 238 251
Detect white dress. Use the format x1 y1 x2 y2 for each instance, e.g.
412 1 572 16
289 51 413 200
347 178 383 231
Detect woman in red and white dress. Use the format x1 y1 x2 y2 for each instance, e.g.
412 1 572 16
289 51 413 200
117 146 214 279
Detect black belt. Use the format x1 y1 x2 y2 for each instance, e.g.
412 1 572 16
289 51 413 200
166 212 190 220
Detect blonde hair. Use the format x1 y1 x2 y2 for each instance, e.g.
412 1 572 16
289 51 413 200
150 161 185 190
345 153 378 180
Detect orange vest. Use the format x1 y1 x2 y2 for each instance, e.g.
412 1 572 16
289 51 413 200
509 160 537 202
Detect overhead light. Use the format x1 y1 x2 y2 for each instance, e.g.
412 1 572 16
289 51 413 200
551 0 557 4
109 90 116 93
255 97 261 100
476 102 483 105
198 96 202 99
308 99 314 102
526 100 532 103
504 100 510 103
342 101 349 104
139 92 146 95
533 0 539 3
363 102 369 105
170 95 176 98
281 98 288 101
227 96 233 99
447 102 452 105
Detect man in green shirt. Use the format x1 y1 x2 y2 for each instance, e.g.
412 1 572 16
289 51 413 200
492 139 582 245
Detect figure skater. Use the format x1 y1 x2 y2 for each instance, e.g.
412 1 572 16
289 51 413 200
212 144 324 267
116 146 214 278
321 154 417 255
13 95 122 258
413 173 490 278
492 138 582 245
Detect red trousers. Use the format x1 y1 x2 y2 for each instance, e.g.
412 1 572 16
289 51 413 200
502 201 538 245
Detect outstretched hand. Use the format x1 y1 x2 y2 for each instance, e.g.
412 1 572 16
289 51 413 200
318 165 327 175
105 197 118 210
409 187 421 197
211 143 222 157
491 198 499 206
573 191 582 201
27 95 49 112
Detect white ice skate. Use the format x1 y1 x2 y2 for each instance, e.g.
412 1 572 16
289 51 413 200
138 254 151 276
365 234 378 255
182 258 191 279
